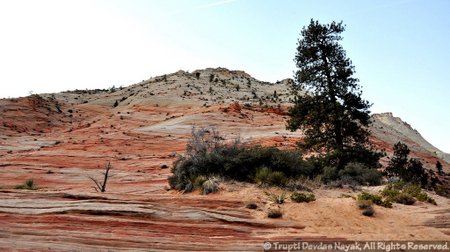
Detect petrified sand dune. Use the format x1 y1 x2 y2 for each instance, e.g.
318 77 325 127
0 68 449 251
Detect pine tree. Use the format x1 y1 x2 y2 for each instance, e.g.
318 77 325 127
386 142 431 187
385 142 410 178
287 19 377 169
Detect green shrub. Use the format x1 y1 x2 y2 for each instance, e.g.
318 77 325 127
415 192 428 202
255 168 287 186
402 184 437 205
290 192 316 203
255 166 271 185
357 192 383 205
267 209 282 218
338 162 382 186
168 158 194 191
426 197 437 205
268 171 287 186
403 184 421 197
382 183 436 206
357 192 392 208
284 179 313 192
193 175 208 189
379 199 393 208
322 163 382 186
415 192 437 205
389 181 406 190
337 175 361 187
168 174 180 189
394 193 416 205
270 149 314 177
15 179 36 190
184 182 194 192
321 166 338 183
381 188 401 200
168 127 314 191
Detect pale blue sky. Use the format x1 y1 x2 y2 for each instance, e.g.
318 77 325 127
0 0 448 152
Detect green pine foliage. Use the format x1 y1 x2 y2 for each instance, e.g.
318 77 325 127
385 142 440 188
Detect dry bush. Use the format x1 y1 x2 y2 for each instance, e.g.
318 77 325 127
267 209 282 218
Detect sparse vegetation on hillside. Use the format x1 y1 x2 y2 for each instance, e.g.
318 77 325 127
354 182 437 208
382 183 436 205
169 127 390 192
168 127 314 192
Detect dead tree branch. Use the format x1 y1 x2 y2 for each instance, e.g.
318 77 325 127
89 161 112 192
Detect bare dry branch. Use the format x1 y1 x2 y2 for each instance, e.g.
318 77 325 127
89 161 112 192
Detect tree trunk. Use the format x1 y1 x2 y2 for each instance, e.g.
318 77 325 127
321 48 344 169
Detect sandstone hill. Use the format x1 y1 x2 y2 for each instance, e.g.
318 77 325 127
0 68 449 251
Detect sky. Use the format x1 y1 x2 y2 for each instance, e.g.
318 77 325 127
0 0 449 152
